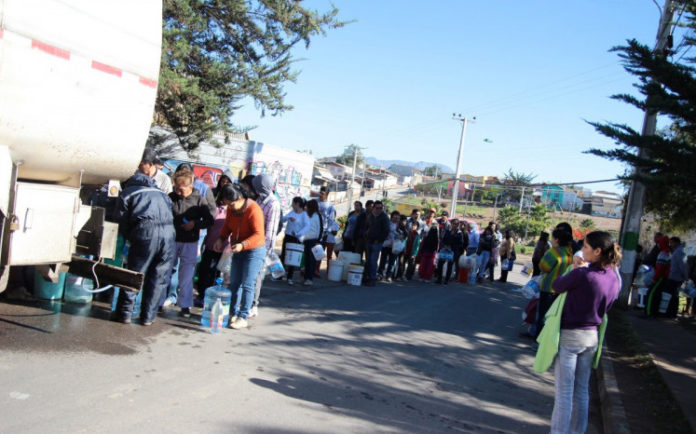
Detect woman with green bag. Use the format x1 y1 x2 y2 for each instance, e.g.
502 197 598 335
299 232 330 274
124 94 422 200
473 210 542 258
545 231 621 434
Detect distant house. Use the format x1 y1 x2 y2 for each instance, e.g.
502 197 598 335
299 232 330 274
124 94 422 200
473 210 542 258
446 179 472 199
561 190 584 212
540 185 564 206
324 161 353 181
591 191 623 218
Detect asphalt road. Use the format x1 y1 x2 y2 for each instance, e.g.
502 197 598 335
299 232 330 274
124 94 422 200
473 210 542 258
0 269 600 433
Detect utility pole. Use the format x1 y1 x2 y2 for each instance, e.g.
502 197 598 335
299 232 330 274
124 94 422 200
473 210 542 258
519 186 526 214
346 145 366 212
618 0 675 307
451 114 475 217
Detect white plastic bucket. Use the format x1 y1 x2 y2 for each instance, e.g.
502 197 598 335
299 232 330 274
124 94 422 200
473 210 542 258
347 265 364 286
285 243 304 267
659 292 672 314
312 244 326 261
328 260 344 282
338 251 361 281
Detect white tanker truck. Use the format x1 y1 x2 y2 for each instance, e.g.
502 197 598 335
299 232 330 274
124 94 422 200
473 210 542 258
0 0 162 293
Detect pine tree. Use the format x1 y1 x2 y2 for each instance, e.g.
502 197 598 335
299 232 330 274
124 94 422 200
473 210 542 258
587 3 696 229
156 0 345 152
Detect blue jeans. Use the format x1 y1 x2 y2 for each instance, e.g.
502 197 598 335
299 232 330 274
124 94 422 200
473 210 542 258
550 334 597 434
365 241 383 281
230 246 266 319
476 250 490 278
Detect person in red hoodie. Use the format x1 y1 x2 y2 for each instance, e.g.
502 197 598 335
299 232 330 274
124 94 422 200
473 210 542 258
646 235 671 317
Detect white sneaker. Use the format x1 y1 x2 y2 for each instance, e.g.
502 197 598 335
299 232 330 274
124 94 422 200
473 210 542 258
287 279 295 286
229 315 239 325
230 317 248 330
162 297 175 308
249 306 258 318
303 279 314 286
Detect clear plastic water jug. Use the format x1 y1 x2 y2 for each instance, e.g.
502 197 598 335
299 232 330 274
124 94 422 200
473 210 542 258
201 278 232 328
63 273 94 303
266 251 285 278
209 298 224 334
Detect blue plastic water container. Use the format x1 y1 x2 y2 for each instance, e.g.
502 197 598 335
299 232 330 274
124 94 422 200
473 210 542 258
34 270 66 300
201 278 232 328
63 273 94 304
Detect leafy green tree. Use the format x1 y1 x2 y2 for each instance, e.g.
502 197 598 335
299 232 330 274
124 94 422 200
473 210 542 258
502 169 537 204
497 205 550 239
335 144 364 166
423 165 440 177
156 0 345 151
580 218 596 229
587 5 696 230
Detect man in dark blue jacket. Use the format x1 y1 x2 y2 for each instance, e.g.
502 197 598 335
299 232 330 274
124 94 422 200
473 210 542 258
113 173 176 325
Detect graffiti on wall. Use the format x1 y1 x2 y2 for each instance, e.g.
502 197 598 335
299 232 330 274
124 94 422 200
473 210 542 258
250 160 308 209
162 159 228 189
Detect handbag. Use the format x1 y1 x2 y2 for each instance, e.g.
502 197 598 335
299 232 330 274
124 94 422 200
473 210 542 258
534 292 567 373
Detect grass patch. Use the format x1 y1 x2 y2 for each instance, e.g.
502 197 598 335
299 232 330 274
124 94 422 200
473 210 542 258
606 310 692 433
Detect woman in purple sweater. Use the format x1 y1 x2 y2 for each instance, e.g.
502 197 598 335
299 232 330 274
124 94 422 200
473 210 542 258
549 231 621 434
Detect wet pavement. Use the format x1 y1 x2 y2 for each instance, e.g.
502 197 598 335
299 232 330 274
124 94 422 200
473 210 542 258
0 270 601 433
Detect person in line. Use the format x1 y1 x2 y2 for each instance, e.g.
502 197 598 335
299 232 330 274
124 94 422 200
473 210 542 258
418 225 439 283
406 208 425 234
214 184 266 330
528 227 574 338
498 230 516 283
138 148 172 193
195 170 234 304
532 231 551 277
423 208 437 233
317 186 337 275
645 235 671 317
642 232 663 268
383 211 407 282
281 197 309 286
364 200 390 287
466 222 480 256
441 220 465 282
353 200 373 259
250 173 282 318
403 219 422 281
341 201 363 253
436 210 451 241
302 199 323 286
476 226 495 283
665 237 688 318
239 174 258 200
162 163 217 308
549 231 621 434
113 172 175 326
487 231 500 283
378 210 400 280
168 170 214 318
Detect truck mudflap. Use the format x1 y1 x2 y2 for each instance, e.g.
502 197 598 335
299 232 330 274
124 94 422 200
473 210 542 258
67 256 143 293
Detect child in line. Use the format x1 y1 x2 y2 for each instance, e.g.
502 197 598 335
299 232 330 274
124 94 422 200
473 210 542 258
281 197 309 286
418 225 439 283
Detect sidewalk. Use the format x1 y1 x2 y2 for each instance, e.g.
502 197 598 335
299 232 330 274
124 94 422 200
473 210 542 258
625 310 696 432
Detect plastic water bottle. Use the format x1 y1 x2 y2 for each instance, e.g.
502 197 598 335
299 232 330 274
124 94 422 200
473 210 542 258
201 278 232 328
266 251 285 279
209 298 224 334
63 273 94 303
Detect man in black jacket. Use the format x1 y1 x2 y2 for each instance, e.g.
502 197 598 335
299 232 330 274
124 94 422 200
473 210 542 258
353 200 373 259
113 173 176 326
364 200 390 286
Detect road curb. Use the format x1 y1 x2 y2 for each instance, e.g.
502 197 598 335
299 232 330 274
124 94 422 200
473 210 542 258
597 342 631 434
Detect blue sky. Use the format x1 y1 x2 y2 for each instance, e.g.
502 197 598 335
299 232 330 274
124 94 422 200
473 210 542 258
234 1 665 194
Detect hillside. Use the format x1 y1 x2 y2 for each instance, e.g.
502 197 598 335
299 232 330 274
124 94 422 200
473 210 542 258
365 158 454 173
